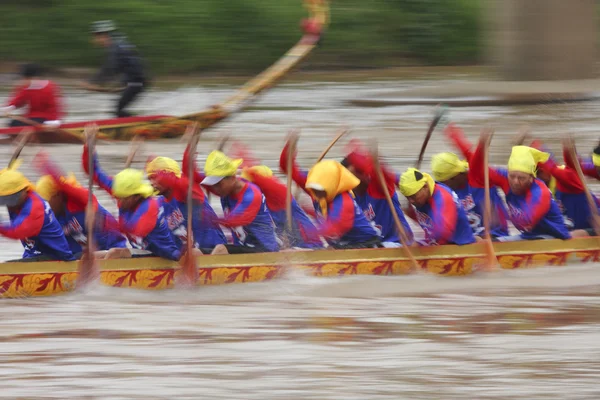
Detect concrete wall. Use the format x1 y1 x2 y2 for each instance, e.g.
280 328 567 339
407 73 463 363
487 0 597 80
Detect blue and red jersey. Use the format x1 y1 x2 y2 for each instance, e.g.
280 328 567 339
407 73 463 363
537 149 600 230
445 124 509 237
0 191 75 260
244 170 321 249
82 146 182 260
470 142 571 240
278 144 378 247
149 171 226 249
345 150 414 244
406 183 476 245
218 181 280 252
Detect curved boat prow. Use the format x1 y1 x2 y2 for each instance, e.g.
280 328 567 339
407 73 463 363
0 0 330 143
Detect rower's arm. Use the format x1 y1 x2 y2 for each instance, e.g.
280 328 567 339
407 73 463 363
428 188 458 245
0 195 44 240
538 159 584 193
82 144 114 196
317 193 355 240
120 198 158 238
444 123 474 160
470 138 510 193
246 172 287 212
578 157 600 181
520 183 552 231
346 148 396 198
6 85 28 109
182 143 206 184
279 141 308 191
217 185 261 228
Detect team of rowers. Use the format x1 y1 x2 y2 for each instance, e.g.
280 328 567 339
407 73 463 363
0 119 599 263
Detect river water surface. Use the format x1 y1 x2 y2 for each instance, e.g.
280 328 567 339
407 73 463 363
0 76 599 399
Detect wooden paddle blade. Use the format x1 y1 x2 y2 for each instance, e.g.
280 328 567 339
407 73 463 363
415 104 448 169
76 246 99 288
177 244 199 288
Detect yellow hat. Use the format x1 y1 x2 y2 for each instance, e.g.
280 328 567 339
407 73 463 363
241 165 273 182
112 168 154 199
202 150 243 186
507 146 549 176
431 152 469 182
399 168 435 197
36 173 79 201
592 153 600 168
146 156 181 178
305 160 360 217
0 161 33 197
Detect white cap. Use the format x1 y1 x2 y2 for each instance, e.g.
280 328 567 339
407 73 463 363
201 175 225 186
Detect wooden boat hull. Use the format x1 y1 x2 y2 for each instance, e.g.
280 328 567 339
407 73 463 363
0 1 328 144
1 237 598 298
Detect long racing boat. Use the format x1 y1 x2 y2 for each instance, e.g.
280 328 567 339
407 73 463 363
0 0 330 144
1 237 598 298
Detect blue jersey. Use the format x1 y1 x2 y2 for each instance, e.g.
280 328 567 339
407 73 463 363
269 200 322 249
355 191 413 244
453 184 509 238
1 191 75 261
412 183 476 245
314 192 380 247
220 182 280 252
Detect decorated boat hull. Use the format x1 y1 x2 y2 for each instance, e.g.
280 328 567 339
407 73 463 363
1 237 598 298
0 0 329 143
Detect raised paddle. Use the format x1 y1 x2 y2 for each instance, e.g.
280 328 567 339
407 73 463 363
285 133 299 241
316 126 349 163
8 128 34 168
78 124 100 287
565 135 600 237
179 122 201 287
415 105 448 170
370 140 421 272
481 128 498 271
124 135 144 168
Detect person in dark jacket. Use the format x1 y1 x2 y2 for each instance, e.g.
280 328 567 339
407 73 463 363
83 20 147 118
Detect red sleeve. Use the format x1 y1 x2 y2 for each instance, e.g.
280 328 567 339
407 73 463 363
61 181 100 212
444 123 474 160
0 194 44 239
538 159 584 193
346 150 397 198
182 143 205 185
279 141 308 191
317 193 355 239
49 82 63 120
121 198 159 237
7 85 28 109
429 188 458 244
470 138 510 193
153 172 205 203
247 172 287 212
218 185 262 227
523 183 552 230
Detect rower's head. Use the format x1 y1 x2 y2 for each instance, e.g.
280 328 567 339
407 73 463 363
399 168 435 208
507 146 549 196
431 152 468 191
90 20 116 47
36 174 79 216
112 168 154 210
19 63 41 85
202 150 243 197
0 165 33 210
593 145 600 175
146 156 181 195
306 160 360 217
340 157 369 195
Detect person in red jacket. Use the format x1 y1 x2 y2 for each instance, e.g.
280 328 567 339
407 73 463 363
1 64 63 128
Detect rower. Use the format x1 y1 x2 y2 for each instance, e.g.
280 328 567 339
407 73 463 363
304 160 381 249
85 20 147 118
0 63 63 128
470 134 572 241
35 168 129 255
241 165 322 249
145 156 227 251
0 164 75 262
341 139 414 247
200 151 280 254
399 168 475 246
82 144 182 260
536 139 599 233
431 153 509 239
574 145 600 181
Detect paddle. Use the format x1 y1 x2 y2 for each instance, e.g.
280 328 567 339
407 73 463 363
564 135 600 237
78 124 100 287
370 140 421 272
481 128 498 271
8 128 34 168
285 132 299 242
5 114 83 144
316 126 349 163
179 122 201 287
415 105 448 169
78 81 125 93
124 135 144 168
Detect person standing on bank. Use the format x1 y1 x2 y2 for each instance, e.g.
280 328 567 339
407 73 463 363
81 20 148 118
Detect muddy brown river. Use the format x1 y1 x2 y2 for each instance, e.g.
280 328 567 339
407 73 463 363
0 77 599 399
